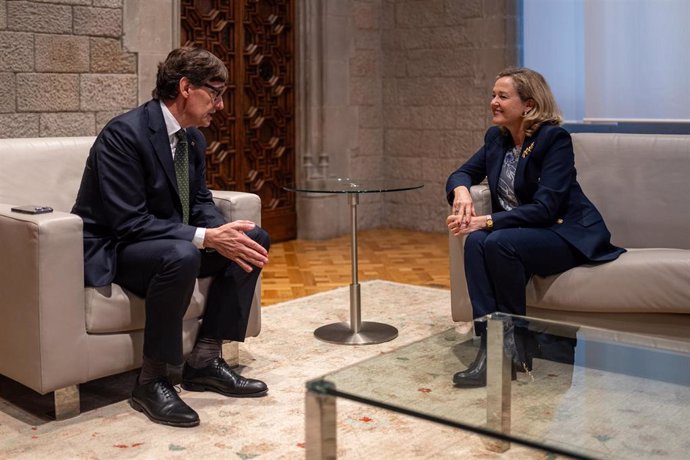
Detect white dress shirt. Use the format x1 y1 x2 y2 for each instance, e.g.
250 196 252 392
160 101 207 249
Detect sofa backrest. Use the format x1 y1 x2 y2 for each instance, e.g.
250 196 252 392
572 132 690 250
0 137 95 213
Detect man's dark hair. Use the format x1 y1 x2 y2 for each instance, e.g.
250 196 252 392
152 47 228 101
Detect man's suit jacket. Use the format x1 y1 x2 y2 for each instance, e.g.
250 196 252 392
446 124 625 263
72 100 226 287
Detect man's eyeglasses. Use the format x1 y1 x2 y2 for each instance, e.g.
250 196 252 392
202 84 226 102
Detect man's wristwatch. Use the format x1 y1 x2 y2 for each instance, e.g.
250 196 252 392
486 215 494 230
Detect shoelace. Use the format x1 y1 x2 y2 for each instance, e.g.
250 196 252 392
159 382 175 399
158 381 182 398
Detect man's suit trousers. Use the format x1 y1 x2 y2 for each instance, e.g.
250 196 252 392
114 226 270 364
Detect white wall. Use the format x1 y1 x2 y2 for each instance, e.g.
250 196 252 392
523 0 690 123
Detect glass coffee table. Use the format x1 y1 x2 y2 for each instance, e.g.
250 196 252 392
285 178 423 345
305 313 690 459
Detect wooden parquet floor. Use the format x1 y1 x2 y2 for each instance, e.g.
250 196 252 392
261 228 450 306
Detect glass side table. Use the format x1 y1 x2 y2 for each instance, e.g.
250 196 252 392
284 178 424 345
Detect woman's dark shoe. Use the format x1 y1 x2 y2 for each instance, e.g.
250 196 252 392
453 333 488 388
453 333 517 388
514 327 537 373
129 377 200 427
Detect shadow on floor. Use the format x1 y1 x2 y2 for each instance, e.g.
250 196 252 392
0 370 139 426
0 361 244 426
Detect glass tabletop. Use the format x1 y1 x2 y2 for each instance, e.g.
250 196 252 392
284 178 424 194
306 313 690 459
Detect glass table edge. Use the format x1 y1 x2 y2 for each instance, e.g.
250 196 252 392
304 313 690 459
284 184 424 194
307 312 690 389
304 379 596 460
283 178 424 194
305 325 473 387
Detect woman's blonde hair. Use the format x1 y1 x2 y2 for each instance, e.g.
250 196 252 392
497 67 562 137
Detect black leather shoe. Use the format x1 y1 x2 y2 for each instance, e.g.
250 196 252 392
182 357 268 397
453 334 489 388
514 327 537 372
129 378 199 427
453 334 517 388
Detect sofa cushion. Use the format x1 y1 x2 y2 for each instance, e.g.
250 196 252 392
85 278 211 333
527 248 690 314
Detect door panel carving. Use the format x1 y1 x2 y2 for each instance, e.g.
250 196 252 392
181 0 296 241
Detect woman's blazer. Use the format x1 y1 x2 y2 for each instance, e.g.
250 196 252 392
446 124 625 262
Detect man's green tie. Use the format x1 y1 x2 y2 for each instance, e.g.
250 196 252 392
174 129 190 224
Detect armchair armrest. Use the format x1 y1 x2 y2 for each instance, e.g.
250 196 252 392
0 205 87 394
449 184 491 323
209 191 263 338
469 184 491 215
212 190 262 225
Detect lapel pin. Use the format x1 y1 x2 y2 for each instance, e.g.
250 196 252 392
521 141 535 159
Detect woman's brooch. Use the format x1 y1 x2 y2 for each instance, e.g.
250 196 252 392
521 141 535 159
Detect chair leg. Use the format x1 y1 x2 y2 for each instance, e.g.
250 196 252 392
223 341 240 367
54 385 80 420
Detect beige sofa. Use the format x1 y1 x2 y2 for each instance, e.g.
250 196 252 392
0 136 262 418
450 132 690 341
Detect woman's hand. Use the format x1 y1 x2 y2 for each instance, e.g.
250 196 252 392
451 186 475 225
447 215 490 236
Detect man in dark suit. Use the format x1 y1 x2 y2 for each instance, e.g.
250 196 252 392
72 47 270 427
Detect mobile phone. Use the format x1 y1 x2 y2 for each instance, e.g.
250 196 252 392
11 205 54 215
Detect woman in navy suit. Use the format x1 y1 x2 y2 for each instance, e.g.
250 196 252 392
445 67 624 387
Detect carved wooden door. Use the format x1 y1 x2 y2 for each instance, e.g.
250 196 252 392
181 0 296 242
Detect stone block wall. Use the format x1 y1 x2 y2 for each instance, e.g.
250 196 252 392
297 0 517 238
0 0 517 236
347 0 386 230
380 0 517 233
0 0 137 138
309 0 510 235
297 0 387 239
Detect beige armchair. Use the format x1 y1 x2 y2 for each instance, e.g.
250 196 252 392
0 137 262 419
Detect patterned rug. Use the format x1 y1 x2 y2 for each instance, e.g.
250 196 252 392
0 282 563 459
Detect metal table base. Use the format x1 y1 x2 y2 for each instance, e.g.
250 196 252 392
314 321 398 345
313 193 398 345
